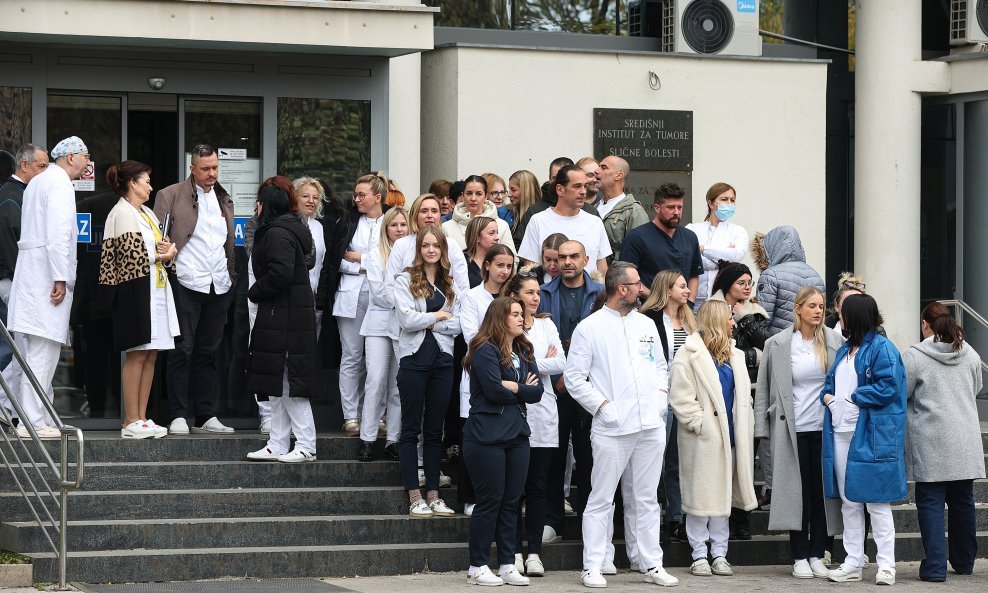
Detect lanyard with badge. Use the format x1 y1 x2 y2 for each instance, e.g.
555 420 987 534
139 210 167 289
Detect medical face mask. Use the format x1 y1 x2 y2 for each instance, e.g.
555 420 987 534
715 204 736 221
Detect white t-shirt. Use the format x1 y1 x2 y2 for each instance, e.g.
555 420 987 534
596 193 625 219
830 350 860 432
790 335 826 432
519 208 612 265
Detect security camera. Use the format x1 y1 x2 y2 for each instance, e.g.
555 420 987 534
147 77 167 91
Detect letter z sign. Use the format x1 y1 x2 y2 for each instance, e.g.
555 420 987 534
77 213 92 243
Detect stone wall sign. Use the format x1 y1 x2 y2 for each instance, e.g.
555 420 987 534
593 108 693 171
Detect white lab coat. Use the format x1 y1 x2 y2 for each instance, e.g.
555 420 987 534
384 233 470 340
8 165 78 345
685 220 749 307
527 316 565 448
360 248 391 338
457 284 495 417
564 306 668 436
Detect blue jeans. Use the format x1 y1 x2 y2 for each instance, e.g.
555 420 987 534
915 480 977 581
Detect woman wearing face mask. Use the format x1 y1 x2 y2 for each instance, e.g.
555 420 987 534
686 183 748 310
442 175 516 255
754 286 844 579
457 243 516 516
504 274 565 578
357 207 409 462
464 216 501 288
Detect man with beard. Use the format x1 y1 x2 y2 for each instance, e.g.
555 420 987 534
619 182 702 300
564 262 678 588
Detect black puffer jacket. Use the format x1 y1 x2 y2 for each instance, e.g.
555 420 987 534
247 213 317 400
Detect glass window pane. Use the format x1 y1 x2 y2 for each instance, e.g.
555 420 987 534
277 97 371 195
0 86 32 151
47 94 122 198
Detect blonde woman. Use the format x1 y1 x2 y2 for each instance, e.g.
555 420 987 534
506 170 541 246
670 299 757 577
754 286 844 579
357 206 409 461
639 270 697 543
482 172 508 208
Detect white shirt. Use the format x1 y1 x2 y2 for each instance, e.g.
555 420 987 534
565 306 668 436
306 217 327 295
527 316 566 447
176 184 231 295
333 214 381 318
596 192 625 220
791 335 826 432
519 208 612 265
458 284 497 417
831 350 860 432
684 220 749 306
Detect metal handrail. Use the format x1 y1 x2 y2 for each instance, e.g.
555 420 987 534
0 319 84 591
938 299 988 376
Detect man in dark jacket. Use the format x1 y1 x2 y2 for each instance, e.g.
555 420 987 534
536 240 605 547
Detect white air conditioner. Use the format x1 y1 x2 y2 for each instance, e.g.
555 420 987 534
661 0 761 57
950 0 988 45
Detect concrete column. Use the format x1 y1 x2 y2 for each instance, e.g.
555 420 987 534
387 52 422 195
854 0 947 349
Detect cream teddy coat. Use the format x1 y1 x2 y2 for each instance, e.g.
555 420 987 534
670 332 758 517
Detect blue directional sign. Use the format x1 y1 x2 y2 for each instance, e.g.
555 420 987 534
234 217 249 247
77 213 92 244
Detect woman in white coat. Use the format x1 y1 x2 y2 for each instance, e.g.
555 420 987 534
685 182 748 309
357 207 408 462
506 273 565 577
670 299 757 578
442 175 516 254
754 286 844 579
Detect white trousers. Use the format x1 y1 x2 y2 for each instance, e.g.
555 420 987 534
267 396 316 455
583 427 666 571
686 448 734 560
359 335 400 443
604 469 639 565
833 430 895 570
337 286 369 421
12 333 59 429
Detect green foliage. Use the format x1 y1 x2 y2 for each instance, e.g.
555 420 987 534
0 549 30 564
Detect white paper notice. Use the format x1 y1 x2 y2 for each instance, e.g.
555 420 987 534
218 148 247 160
184 153 261 187
231 184 258 217
73 161 95 191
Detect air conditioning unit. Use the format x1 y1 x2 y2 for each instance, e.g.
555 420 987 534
950 0 988 45
632 0 761 57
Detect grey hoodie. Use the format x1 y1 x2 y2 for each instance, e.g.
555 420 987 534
755 226 825 335
902 339 986 482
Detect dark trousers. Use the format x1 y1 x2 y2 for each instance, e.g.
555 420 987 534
789 431 828 560
168 282 233 423
458 419 477 504
465 435 529 567
518 446 554 554
444 336 467 451
396 363 452 492
0 296 11 371
657 414 682 522
916 479 977 580
546 392 593 531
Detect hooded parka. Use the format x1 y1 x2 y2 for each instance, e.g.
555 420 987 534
752 226 825 335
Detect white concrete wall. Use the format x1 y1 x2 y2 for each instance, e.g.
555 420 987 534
421 46 829 276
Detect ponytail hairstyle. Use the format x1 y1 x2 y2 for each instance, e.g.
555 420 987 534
384 174 405 207
921 302 965 352
354 172 389 208
704 182 736 221
465 215 498 259
106 160 151 196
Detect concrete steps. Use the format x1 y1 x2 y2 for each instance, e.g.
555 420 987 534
0 431 984 583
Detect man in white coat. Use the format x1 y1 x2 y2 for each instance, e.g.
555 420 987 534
564 261 678 588
7 136 87 438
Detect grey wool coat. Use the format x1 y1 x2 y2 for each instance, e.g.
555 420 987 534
754 326 844 534
902 338 986 483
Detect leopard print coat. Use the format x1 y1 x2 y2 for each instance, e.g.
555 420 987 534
97 198 155 351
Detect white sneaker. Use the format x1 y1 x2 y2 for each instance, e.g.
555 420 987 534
581 568 607 588
711 557 733 576
564 499 576 515
121 420 158 440
429 498 455 517
169 417 189 435
409 499 432 518
194 416 234 434
144 419 168 438
601 559 617 575
524 555 544 577
278 448 316 463
439 471 452 488
690 559 712 576
34 426 61 439
541 525 561 544
792 559 813 579
514 553 525 576
14 426 29 439
467 565 503 586
827 563 863 582
259 419 271 434
464 503 475 517
630 561 640 573
809 558 829 578
246 446 280 461
875 567 895 586
644 566 679 586
500 566 529 586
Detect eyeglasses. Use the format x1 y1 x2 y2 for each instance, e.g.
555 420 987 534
622 281 643 288
735 280 754 288
518 270 540 279
489 190 508 198
353 192 377 201
299 193 319 201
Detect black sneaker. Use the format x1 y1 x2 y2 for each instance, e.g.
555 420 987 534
357 441 374 462
732 527 752 541
385 442 399 459
445 444 460 461
669 521 687 543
